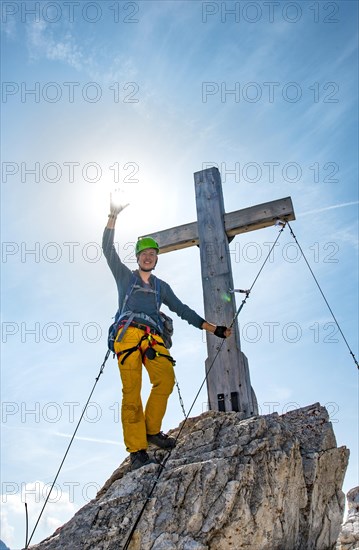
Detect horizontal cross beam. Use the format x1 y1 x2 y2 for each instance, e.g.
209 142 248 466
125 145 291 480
141 196 295 254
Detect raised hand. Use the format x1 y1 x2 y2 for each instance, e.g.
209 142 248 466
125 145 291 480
110 192 129 216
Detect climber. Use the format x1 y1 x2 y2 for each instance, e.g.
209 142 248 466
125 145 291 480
102 197 231 471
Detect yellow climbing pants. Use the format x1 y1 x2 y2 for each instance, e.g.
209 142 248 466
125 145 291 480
114 326 175 453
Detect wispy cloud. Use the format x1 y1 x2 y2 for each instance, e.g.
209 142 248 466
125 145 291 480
26 20 85 70
53 431 123 446
298 201 359 217
24 20 138 85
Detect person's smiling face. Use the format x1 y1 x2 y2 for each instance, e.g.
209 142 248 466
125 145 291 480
138 248 158 271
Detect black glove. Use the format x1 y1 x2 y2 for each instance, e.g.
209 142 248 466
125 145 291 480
214 326 228 339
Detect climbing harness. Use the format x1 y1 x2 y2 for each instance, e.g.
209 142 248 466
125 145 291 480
108 273 174 352
116 325 176 366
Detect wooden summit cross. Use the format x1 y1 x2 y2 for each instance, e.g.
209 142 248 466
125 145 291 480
141 167 295 418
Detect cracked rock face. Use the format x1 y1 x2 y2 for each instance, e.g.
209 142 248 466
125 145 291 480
30 403 349 550
336 486 359 550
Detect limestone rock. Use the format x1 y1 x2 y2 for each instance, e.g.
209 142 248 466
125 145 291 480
30 403 349 550
336 486 359 550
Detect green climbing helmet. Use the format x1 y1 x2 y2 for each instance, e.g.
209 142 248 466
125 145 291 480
135 237 159 255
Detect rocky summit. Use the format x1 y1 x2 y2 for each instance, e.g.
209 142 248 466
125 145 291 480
31 403 349 550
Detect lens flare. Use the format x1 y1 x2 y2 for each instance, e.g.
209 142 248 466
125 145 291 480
221 292 232 303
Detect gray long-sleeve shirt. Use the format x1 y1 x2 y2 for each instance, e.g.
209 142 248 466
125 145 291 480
102 228 205 330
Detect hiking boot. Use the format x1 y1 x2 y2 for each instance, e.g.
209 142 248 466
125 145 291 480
130 450 155 471
147 431 176 449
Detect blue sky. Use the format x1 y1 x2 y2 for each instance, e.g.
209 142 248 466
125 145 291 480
1 1 358 547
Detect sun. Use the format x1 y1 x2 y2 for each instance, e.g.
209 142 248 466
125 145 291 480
81 153 175 243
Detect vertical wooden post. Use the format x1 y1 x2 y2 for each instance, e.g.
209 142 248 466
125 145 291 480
194 167 257 417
